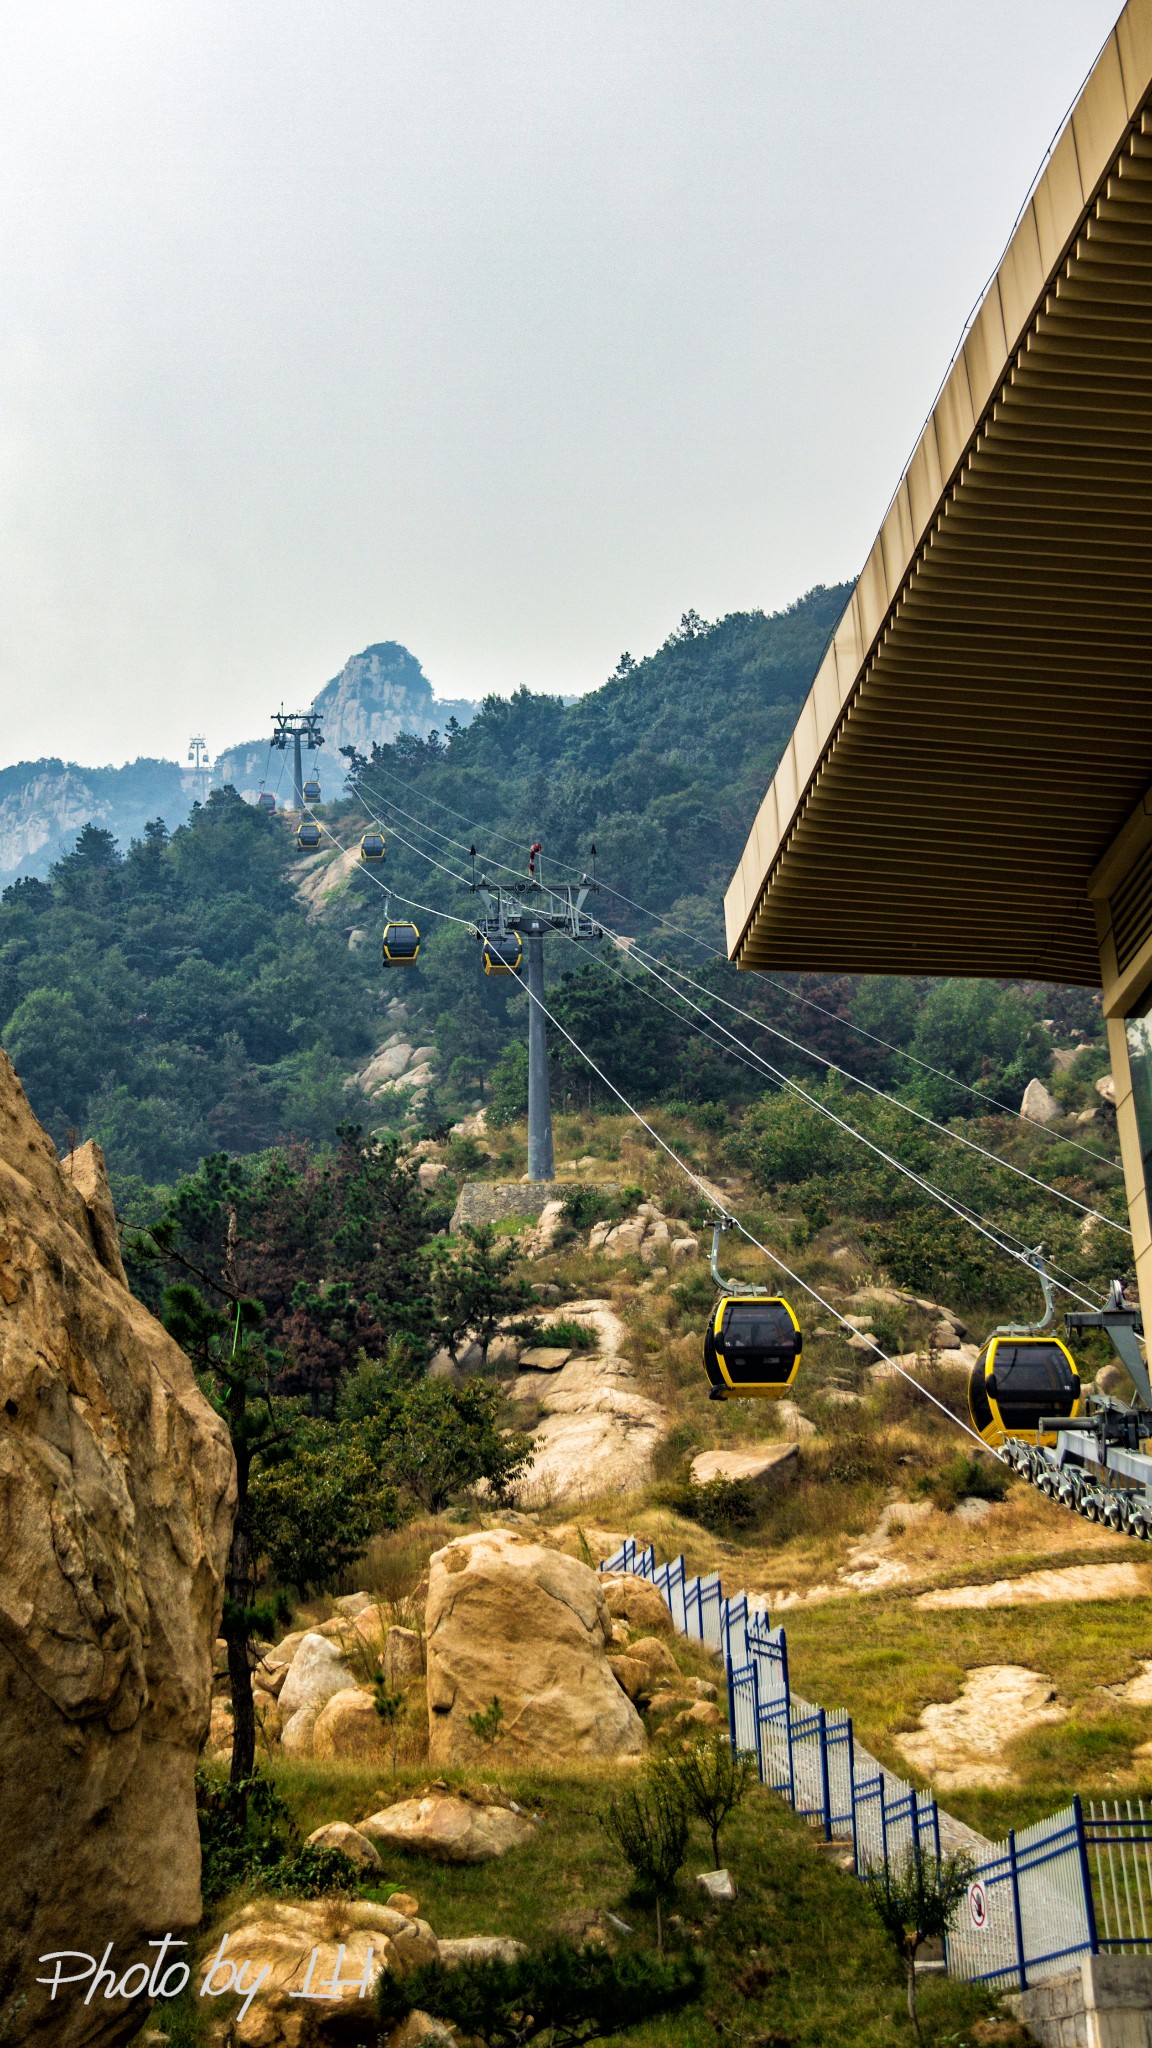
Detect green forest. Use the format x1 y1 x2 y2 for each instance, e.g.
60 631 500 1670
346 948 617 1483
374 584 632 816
0 585 1110 1201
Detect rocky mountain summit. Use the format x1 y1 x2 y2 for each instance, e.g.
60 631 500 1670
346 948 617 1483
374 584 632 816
214 640 476 806
0 639 475 889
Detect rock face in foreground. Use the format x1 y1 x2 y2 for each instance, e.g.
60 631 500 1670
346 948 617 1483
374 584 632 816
425 1528 645 1764
0 1054 235 2045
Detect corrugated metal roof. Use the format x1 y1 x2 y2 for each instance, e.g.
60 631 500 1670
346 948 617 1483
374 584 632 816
725 2 1152 987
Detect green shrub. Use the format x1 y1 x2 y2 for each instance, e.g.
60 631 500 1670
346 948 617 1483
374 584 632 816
655 1476 762 1535
195 1771 358 1903
561 1185 645 1231
537 1318 599 1351
920 1450 1010 1512
377 1939 703 2048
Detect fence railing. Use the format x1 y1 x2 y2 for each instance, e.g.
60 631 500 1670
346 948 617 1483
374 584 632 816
600 1536 1114 1988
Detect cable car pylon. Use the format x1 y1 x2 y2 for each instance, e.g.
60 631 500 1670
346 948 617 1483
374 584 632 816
467 840 602 1181
270 708 324 810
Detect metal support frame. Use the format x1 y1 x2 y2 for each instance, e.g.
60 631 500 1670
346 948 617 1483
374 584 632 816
469 856 602 1182
270 709 324 810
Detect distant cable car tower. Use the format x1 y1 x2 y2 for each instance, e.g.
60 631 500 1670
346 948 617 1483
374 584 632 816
270 709 324 810
187 733 211 800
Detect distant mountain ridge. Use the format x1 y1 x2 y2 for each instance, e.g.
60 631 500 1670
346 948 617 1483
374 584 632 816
0 640 477 887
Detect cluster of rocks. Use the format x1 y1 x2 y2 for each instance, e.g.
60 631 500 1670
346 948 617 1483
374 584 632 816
208 1595 424 1765
588 1200 698 1265
202 1885 527 2046
210 1529 703 1773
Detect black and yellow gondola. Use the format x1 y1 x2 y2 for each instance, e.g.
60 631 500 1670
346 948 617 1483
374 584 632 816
296 819 322 850
704 1295 803 1400
303 778 322 803
968 1334 1081 1447
360 831 386 862
482 932 522 976
382 920 420 964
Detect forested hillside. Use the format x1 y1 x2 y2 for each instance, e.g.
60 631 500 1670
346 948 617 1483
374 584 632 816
0 584 1112 1193
0 793 381 1188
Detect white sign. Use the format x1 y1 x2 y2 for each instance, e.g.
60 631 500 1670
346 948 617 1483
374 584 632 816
968 1880 988 1931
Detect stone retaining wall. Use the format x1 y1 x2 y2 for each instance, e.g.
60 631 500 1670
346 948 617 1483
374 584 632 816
450 1180 618 1231
1005 1954 1152 2046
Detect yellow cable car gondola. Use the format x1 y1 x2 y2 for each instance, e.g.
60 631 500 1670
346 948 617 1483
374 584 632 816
382 920 420 964
482 931 522 975
360 831 386 862
297 820 322 850
968 1334 1081 1447
303 778 321 803
702 1221 803 1400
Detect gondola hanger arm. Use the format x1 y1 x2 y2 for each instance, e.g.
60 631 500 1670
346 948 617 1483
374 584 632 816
709 1215 769 1297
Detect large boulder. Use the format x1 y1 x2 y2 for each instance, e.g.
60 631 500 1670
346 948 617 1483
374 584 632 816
311 1687 388 1761
278 1634 357 1716
425 1528 646 1764
359 1795 534 1864
0 1051 234 2045
304 1821 383 1873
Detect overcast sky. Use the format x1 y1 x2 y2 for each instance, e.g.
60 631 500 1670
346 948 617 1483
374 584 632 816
0 1 1123 767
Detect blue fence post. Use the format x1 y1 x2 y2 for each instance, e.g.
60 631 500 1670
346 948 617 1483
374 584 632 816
818 1710 833 1841
1073 1794 1100 1956
846 1721 859 1872
779 1630 796 1809
910 1785 919 1864
1008 1830 1027 1991
750 1657 765 1784
880 1774 890 1872
726 1658 738 1759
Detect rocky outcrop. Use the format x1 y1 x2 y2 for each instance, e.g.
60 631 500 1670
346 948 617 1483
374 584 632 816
304 1822 382 1873
424 1528 646 1764
359 1794 535 1863
510 1300 665 1507
0 1049 235 2045
200 1895 438 2046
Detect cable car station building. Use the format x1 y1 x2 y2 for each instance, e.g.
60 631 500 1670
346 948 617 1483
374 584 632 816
724 0 1152 1317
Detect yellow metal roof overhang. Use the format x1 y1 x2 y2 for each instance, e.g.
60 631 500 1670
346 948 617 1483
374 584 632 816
726 2 1152 990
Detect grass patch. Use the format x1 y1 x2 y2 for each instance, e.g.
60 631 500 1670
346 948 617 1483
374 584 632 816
781 1592 1152 1835
175 1759 1004 2048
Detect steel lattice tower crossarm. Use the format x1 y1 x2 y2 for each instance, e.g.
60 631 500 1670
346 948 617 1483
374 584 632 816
270 710 324 809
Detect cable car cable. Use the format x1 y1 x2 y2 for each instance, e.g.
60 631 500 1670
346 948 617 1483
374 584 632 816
346 768 1122 1176
552 923 1107 1311
337 788 1110 1308
507 964 1001 1459
622 939 1130 1239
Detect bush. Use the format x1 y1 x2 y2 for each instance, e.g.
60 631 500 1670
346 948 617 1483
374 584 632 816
562 1185 644 1232
655 1476 762 1535
195 1771 359 1903
377 1941 703 2048
537 1317 599 1351
920 1450 1010 1512
657 1730 754 1868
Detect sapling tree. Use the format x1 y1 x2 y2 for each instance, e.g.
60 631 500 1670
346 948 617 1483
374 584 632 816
429 1222 536 1369
601 1776 690 1952
373 1677 404 1772
660 1730 755 1870
865 1846 974 2043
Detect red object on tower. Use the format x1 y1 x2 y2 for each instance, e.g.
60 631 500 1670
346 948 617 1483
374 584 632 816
528 841 542 878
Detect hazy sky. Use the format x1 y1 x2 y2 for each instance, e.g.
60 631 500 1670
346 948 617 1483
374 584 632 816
0 1 1123 767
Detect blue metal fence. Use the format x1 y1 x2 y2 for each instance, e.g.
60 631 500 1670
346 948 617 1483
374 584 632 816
600 1537 1113 1988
